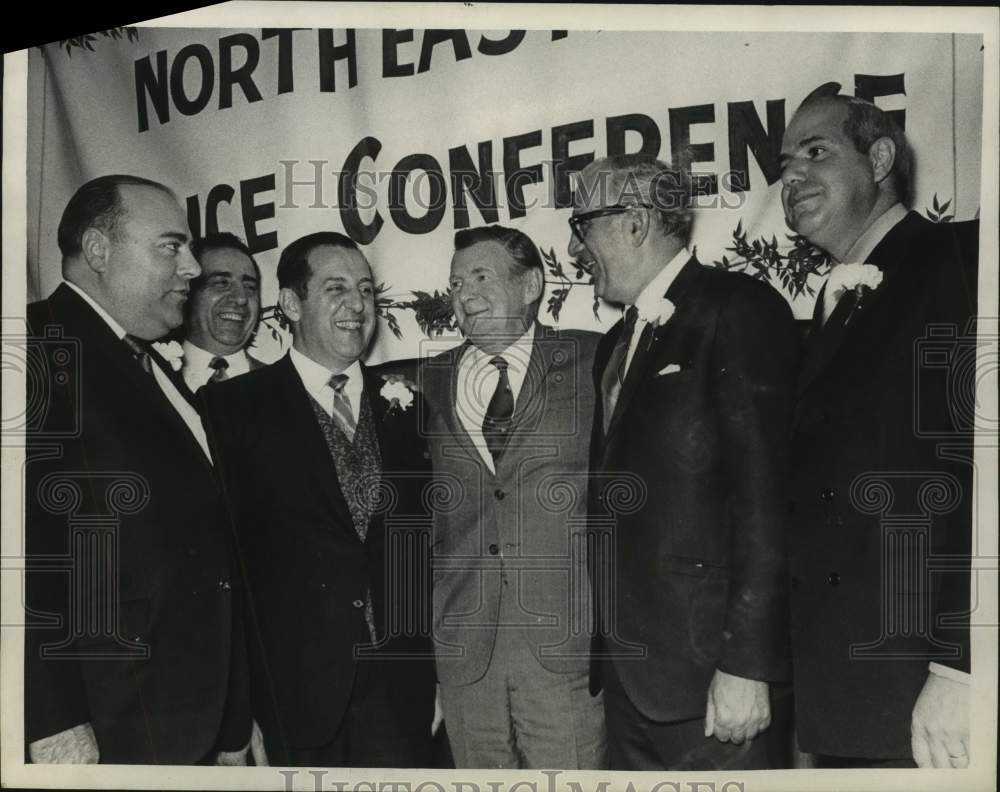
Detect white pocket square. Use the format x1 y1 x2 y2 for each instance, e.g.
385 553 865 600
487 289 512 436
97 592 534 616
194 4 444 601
657 363 683 376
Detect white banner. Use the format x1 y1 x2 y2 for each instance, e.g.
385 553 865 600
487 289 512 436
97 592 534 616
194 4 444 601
27 26 985 361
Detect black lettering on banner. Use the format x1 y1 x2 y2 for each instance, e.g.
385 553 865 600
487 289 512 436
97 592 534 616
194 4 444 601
503 130 544 219
219 33 263 110
170 44 214 117
855 73 907 129
552 120 595 208
477 31 526 56
339 137 384 245
418 30 473 74
240 174 278 254
669 104 718 196
389 153 447 234
449 141 500 229
204 184 237 235
551 31 569 41
727 99 785 191
318 29 358 92
186 195 202 239
383 29 416 77
135 50 170 132
262 28 307 94
607 113 662 159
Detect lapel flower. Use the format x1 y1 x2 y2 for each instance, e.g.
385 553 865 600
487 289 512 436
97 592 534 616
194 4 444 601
652 297 676 328
152 340 184 371
828 263 883 326
380 374 416 412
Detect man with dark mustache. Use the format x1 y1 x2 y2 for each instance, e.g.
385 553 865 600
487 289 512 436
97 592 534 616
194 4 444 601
181 233 265 392
780 82 978 769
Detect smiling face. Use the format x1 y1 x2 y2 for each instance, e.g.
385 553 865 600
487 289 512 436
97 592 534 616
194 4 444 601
449 240 541 353
281 244 376 372
779 100 881 260
97 185 200 339
186 247 261 355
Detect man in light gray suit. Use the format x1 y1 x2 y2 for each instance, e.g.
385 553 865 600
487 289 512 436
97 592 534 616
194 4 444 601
422 225 606 768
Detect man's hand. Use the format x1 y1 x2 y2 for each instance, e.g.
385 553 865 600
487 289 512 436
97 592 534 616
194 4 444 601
704 669 770 744
912 673 969 768
431 683 444 736
29 723 99 764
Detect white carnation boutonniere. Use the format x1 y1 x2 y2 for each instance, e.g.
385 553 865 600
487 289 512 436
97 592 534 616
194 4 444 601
379 373 417 415
641 297 676 350
832 263 883 325
152 340 184 371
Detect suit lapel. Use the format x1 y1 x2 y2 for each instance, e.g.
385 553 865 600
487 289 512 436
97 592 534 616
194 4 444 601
49 285 212 471
423 342 484 469
796 212 919 397
272 355 355 531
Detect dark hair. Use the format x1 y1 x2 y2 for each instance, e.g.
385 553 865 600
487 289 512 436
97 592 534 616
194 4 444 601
277 231 359 298
57 174 175 261
454 224 544 316
191 232 261 284
799 82 912 204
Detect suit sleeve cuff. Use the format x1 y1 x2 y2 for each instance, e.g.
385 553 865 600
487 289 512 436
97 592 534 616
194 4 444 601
928 662 970 684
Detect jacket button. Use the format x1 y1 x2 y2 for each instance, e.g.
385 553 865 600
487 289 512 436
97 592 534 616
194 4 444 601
218 580 231 592
488 544 499 555
821 489 835 502
352 599 365 608
494 489 505 500
827 572 840 586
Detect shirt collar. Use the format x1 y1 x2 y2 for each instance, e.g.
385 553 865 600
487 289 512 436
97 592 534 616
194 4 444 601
288 346 363 402
183 340 249 370
631 247 690 322
462 320 536 374
841 203 908 265
64 280 127 339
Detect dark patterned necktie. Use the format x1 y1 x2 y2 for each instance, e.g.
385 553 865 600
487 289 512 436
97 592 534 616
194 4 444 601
601 306 639 432
123 334 154 376
482 355 514 463
209 356 229 382
329 373 356 442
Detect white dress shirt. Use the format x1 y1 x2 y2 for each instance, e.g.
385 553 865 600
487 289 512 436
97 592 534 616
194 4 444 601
288 346 363 422
455 322 536 473
65 281 212 461
621 247 690 377
181 340 253 392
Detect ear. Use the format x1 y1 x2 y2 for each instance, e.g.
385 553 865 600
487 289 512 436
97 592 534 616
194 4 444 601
522 267 544 306
626 206 652 247
80 228 110 273
277 287 302 324
868 137 896 185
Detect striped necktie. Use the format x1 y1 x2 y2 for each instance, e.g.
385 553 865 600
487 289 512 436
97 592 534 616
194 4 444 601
329 373 356 442
482 356 514 463
123 334 154 375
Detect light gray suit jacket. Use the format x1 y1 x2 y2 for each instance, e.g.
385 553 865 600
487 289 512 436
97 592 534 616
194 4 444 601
421 325 599 687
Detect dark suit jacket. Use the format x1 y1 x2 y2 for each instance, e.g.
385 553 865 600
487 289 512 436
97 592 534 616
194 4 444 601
202 354 435 755
589 258 798 722
24 283 249 764
421 325 599 686
789 212 978 758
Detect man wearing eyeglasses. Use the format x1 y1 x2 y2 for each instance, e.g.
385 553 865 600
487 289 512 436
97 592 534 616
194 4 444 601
570 154 799 770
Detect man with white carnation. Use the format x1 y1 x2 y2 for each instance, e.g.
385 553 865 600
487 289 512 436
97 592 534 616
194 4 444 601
780 82 979 768
201 231 436 767
569 154 799 770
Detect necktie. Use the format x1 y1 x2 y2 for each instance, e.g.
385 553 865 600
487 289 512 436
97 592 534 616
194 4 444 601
209 356 229 382
821 282 848 326
601 306 639 432
329 373 356 442
123 334 154 375
482 356 514 463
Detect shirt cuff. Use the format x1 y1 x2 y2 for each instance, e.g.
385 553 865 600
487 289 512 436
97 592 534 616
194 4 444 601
928 662 970 684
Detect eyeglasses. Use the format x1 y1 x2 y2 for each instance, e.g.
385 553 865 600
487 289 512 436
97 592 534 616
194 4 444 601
568 204 652 243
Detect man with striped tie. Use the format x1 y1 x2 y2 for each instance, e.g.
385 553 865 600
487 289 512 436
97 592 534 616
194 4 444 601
181 233 264 393
202 231 436 767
